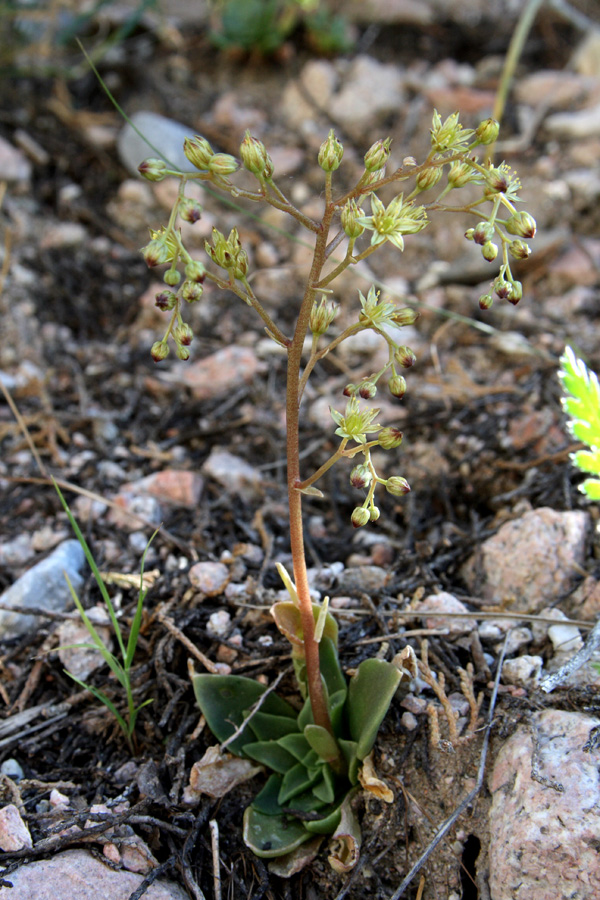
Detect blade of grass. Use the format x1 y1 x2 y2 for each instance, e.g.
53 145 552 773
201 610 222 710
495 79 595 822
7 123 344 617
125 527 159 668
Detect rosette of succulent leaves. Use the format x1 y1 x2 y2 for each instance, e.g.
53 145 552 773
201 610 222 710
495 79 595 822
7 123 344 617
138 111 536 870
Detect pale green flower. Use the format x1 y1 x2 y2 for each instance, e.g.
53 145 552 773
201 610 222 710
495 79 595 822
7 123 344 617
430 110 474 153
330 397 381 444
356 194 428 250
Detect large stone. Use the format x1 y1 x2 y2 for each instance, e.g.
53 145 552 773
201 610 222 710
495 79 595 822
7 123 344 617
0 848 188 900
0 540 85 639
488 710 600 900
462 507 589 613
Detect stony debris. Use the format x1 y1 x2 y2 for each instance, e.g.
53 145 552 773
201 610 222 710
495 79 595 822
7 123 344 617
0 804 32 851
162 345 265 401
188 561 230 596
0 135 31 182
412 591 477 635
488 710 600 900
121 469 204 509
117 111 197 177
0 848 189 900
56 606 113 681
462 507 589 613
0 540 85 640
201 447 263 500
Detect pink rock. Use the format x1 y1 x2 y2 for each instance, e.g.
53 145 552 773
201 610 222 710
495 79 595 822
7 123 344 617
167 346 265 400
122 470 203 509
0 804 32 851
189 561 230 596
488 710 600 900
201 448 263 500
462 507 589 613
0 848 188 899
413 591 477 634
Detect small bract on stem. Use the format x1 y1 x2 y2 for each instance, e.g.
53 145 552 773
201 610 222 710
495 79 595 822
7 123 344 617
138 110 536 864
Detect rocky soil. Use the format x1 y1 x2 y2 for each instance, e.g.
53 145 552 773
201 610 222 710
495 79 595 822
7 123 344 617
1 2 600 899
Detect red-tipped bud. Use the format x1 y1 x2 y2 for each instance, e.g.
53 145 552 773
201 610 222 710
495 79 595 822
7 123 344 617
378 427 404 450
151 341 169 362
173 323 193 346
395 346 417 368
351 507 370 528
208 153 239 177
359 382 377 399
185 261 206 282
415 165 443 192
343 383 356 397
392 307 420 326
319 129 344 172
479 293 494 310
184 136 214 170
181 281 203 303
175 344 191 360
508 239 531 260
155 290 177 311
364 138 391 173
505 211 536 239
138 158 168 182
482 241 498 262
350 464 372 490
388 375 407 398
179 198 202 224
473 221 495 245
369 505 381 522
385 476 411 496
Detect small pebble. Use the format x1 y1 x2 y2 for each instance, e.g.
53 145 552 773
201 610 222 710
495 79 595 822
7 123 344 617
0 805 32 851
0 759 24 781
401 712 419 731
189 562 230 596
207 610 231 638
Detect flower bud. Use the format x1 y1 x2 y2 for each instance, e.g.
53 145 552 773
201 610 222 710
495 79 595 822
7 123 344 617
350 464 372 490
388 374 407 398
364 138 391 172
378 427 403 449
447 161 475 189
508 280 523 304
164 269 181 286
318 129 344 172
505 211 536 239
493 275 512 300
395 346 416 368
141 239 171 268
475 117 499 145
179 198 202 224
208 153 239 177
183 136 214 170
233 250 249 279
508 240 531 260
415 165 443 193
151 340 169 362
310 296 338 336
479 293 493 310
473 221 495 245
343 383 356 397
482 241 498 262
185 260 206 282
369 505 381 522
464 228 475 241
181 281 203 303
138 158 168 182
351 506 370 528
392 307 419 327
240 132 270 176
155 290 177 311
385 476 411 496
175 344 190 360
173 323 193 346
359 382 377 399
341 199 365 239
485 166 508 194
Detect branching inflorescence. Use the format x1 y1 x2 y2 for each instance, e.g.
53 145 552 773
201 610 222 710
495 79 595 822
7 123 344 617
138 110 536 868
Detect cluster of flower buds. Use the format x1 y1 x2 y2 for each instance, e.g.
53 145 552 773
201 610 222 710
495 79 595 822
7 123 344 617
240 131 274 180
309 295 338 337
205 227 248 280
183 136 239 178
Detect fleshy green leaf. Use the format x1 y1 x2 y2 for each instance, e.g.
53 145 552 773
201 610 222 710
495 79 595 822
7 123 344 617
278 732 313 763
243 807 312 858
559 347 600 500
249 711 301 742
347 659 402 760
244 741 298 775
192 674 296 756
278 761 321 805
304 724 341 763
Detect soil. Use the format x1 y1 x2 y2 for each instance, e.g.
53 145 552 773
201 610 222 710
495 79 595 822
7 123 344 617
1 5 600 900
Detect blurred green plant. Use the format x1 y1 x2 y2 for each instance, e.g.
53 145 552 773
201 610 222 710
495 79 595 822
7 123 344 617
54 480 155 752
208 0 352 55
559 347 600 501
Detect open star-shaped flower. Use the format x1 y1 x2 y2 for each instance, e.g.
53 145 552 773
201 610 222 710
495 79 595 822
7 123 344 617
356 194 428 250
330 397 381 444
